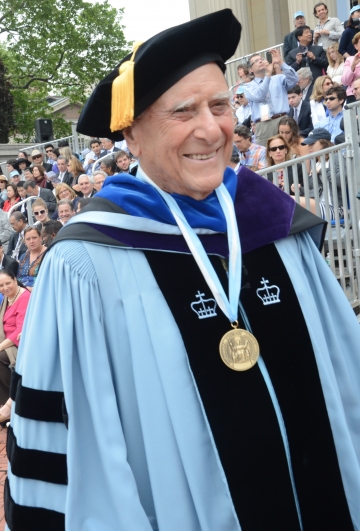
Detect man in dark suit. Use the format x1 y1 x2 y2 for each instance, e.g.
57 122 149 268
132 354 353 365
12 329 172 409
100 138 120 154
57 156 73 186
22 180 57 216
0 241 19 276
284 11 313 61
286 26 328 83
287 85 313 137
7 212 27 260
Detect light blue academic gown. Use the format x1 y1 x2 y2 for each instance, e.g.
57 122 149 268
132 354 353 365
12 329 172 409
6 213 360 531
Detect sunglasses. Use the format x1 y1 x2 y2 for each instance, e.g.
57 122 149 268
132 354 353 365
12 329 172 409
34 209 46 215
269 144 286 152
324 96 337 101
32 154 42 159
236 94 244 98
45 149 53 153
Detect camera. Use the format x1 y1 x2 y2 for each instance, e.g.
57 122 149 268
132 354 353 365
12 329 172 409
301 51 308 56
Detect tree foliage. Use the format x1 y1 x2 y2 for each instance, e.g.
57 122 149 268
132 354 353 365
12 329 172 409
0 0 132 141
0 57 14 142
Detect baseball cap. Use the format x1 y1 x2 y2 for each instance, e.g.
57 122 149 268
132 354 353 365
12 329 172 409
350 5 360 14
301 128 331 145
9 170 20 177
236 86 245 95
294 11 305 18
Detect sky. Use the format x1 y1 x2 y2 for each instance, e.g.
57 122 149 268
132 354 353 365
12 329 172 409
106 0 190 43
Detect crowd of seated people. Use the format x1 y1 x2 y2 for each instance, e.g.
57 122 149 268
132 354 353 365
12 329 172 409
230 3 354 222
232 3 359 151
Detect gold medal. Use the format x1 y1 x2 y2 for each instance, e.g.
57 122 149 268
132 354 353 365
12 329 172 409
219 326 259 371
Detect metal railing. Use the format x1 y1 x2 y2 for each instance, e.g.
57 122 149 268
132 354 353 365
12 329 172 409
8 196 36 224
225 44 284 89
255 103 360 309
0 125 88 178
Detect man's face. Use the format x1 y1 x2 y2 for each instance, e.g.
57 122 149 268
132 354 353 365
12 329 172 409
324 93 344 114
116 155 130 171
41 228 54 247
9 217 25 233
315 4 328 20
249 55 265 76
24 169 33 180
78 177 93 196
17 186 26 199
100 138 113 151
124 63 233 200
93 174 105 191
298 29 312 45
100 162 112 176
298 76 311 90
353 79 360 100
288 92 302 107
91 142 102 156
26 186 37 197
294 16 305 28
57 159 67 173
58 205 74 224
32 153 43 164
233 133 251 153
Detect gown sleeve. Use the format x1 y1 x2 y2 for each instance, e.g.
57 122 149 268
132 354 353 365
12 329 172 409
275 232 360 527
7 240 154 531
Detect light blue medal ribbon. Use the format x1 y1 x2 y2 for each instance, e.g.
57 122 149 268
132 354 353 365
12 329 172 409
137 166 303 529
136 166 241 325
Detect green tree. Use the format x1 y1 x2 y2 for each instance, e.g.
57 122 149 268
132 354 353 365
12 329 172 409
0 0 132 141
0 57 14 142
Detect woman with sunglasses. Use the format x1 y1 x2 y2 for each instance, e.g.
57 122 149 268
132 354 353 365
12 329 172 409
3 183 20 213
265 135 304 194
31 199 50 225
309 75 334 126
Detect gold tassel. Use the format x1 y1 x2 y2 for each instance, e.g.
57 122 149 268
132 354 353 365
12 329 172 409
110 41 143 132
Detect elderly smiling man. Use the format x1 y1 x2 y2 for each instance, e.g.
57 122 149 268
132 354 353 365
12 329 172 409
6 10 360 531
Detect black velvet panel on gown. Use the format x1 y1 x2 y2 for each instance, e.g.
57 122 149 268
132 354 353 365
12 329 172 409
145 243 353 531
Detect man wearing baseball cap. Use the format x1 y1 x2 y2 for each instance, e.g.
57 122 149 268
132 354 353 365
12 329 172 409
284 11 313 60
234 85 251 124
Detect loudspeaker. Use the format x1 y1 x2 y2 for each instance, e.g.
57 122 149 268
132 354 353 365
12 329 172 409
35 119 54 142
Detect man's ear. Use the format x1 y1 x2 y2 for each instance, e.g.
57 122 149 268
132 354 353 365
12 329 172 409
123 125 141 157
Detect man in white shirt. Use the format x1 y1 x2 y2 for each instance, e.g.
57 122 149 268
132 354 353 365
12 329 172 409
78 174 96 198
83 139 106 175
100 138 120 154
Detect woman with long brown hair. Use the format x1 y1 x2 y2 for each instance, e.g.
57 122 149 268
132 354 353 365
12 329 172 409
32 164 53 190
278 116 309 159
67 156 85 193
